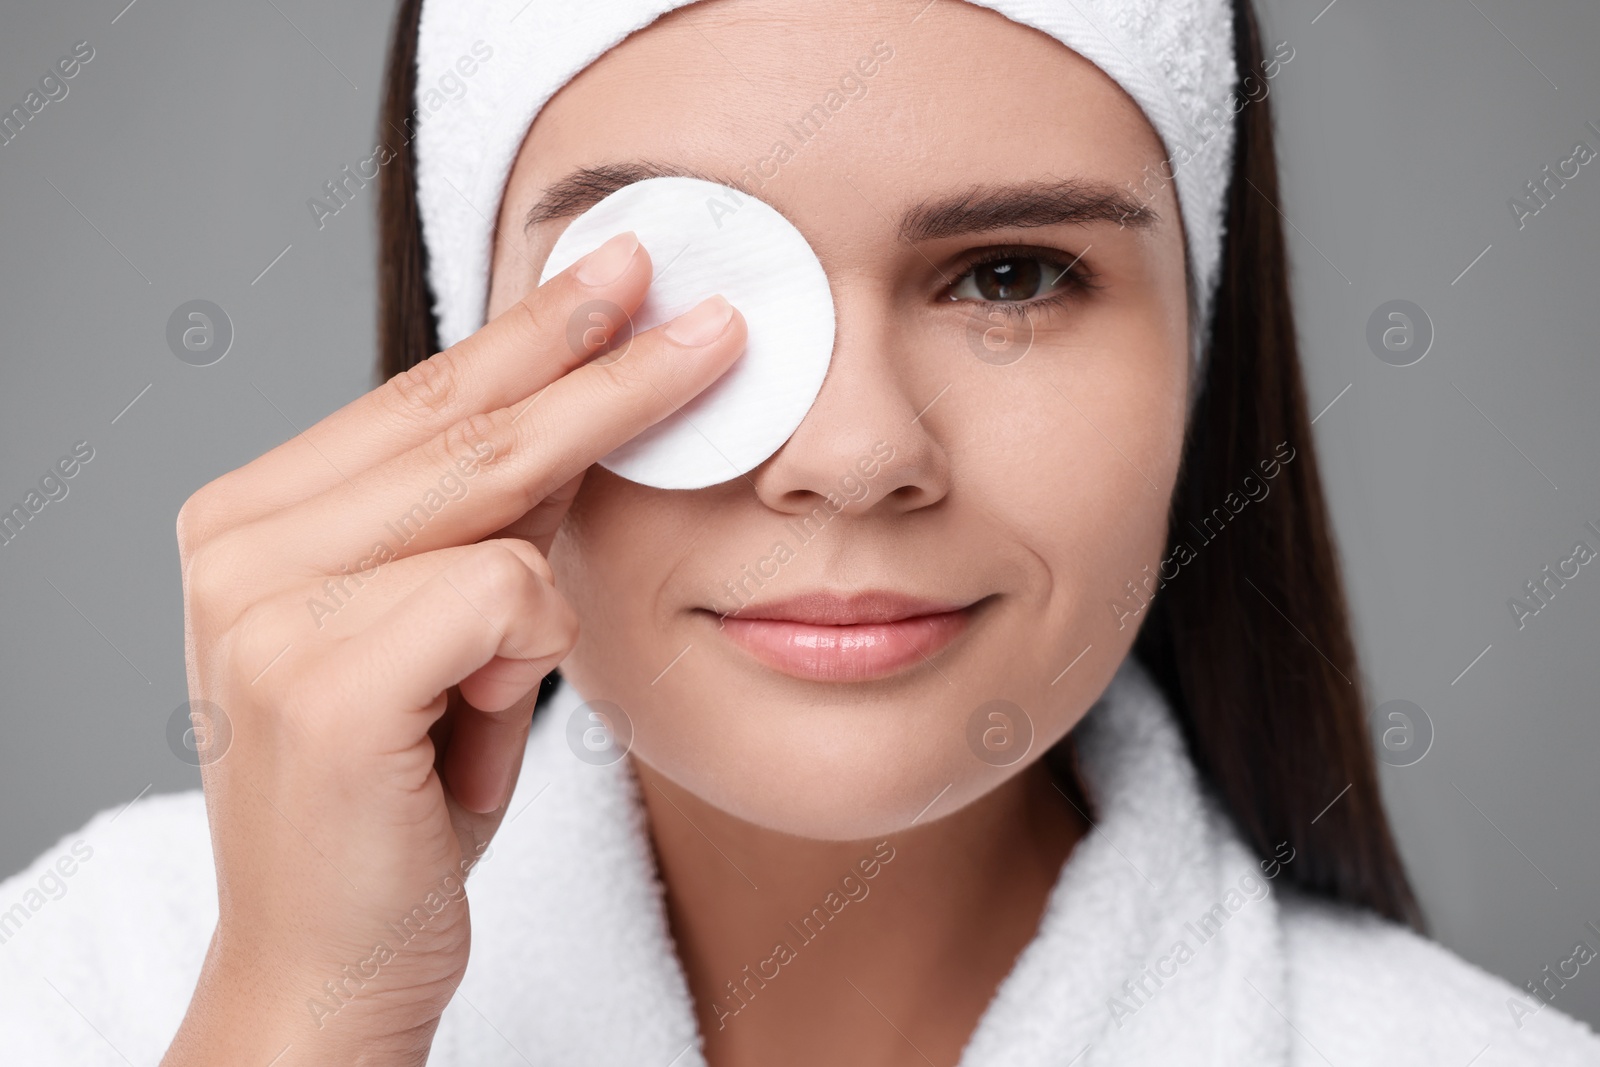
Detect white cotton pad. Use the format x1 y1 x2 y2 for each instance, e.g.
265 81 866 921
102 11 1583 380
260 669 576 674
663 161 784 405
537 176 836 491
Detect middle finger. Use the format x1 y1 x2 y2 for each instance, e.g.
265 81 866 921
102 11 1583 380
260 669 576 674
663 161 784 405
201 231 652 532
242 295 747 576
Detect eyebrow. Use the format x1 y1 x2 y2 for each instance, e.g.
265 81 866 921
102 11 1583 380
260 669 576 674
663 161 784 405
523 160 1159 239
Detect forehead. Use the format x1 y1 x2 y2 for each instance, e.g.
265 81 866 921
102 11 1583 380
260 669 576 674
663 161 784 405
509 0 1171 218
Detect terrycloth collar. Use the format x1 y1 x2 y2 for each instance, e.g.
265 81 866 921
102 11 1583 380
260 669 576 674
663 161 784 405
429 657 1289 1065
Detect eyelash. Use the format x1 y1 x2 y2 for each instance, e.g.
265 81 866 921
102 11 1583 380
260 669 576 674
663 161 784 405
943 245 1103 321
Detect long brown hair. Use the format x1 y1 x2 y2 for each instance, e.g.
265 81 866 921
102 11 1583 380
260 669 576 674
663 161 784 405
375 0 1422 927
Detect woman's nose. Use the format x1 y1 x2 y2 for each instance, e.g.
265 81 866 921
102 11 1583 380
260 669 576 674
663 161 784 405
747 291 952 518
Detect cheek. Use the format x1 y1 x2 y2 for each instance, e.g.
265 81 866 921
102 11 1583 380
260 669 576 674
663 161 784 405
485 251 537 323
548 477 657 628
942 311 1187 735
547 473 707 694
951 318 1186 586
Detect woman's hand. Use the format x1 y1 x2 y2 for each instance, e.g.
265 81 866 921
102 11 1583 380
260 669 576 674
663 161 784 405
160 231 745 1066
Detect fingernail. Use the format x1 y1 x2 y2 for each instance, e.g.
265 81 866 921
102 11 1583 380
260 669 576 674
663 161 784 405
665 296 734 346
576 231 640 287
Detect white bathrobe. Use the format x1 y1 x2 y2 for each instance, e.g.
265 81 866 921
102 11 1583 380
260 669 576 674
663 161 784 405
3 657 1596 1065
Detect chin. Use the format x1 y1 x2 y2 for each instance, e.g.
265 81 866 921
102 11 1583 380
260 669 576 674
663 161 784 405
624 686 1013 841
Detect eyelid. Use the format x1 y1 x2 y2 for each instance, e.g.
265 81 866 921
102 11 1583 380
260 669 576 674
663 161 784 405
948 242 1099 283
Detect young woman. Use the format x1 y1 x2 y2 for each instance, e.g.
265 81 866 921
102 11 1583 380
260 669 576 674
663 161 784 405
4 0 1597 1064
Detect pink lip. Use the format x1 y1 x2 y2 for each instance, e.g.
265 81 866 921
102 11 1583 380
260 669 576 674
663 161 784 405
707 591 981 682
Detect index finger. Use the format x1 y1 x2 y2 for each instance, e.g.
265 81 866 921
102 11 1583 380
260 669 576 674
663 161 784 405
241 296 748 579
192 231 651 534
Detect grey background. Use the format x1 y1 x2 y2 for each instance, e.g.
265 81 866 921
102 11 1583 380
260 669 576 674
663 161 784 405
2 0 1596 1030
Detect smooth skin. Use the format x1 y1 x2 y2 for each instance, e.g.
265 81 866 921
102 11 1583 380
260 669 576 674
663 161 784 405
163 0 1190 1065
491 1 1187 1063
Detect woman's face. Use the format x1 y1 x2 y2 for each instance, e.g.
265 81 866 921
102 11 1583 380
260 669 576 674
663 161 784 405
486 0 1190 839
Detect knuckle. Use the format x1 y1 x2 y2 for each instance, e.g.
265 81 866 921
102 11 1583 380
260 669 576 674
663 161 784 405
576 360 648 423
175 494 208 559
226 599 295 688
554 594 581 652
590 345 653 392
442 409 518 477
268 651 350 746
509 293 555 349
275 670 332 745
529 551 556 586
183 533 251 616
450 544 539 623
175 479 229 556
484 537 555 584
382 348 464 424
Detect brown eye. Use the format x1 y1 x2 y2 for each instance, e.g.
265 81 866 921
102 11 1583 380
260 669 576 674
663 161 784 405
949 254 1072 303
975 257 1041 300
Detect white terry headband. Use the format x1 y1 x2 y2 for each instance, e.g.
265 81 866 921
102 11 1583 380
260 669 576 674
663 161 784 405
415 0 1238 364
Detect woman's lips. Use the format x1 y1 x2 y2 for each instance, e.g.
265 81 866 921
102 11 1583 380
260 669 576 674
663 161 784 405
707 591 980 682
